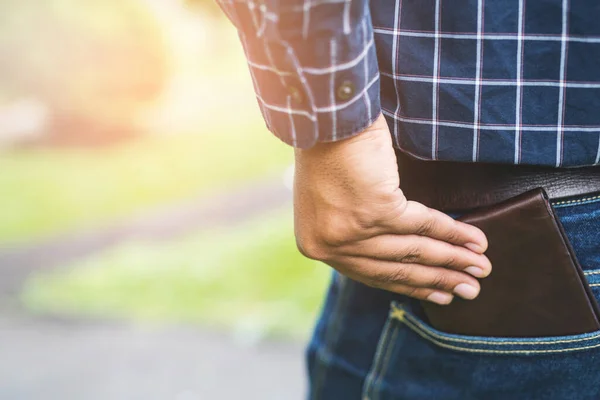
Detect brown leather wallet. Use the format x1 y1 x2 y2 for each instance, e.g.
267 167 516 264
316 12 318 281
420 188 600 337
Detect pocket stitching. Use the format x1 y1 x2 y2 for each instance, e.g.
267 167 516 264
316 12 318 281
400 314 600 355
585 270 600 276
392 303 600 354
393 303 600 346
553 195 600 207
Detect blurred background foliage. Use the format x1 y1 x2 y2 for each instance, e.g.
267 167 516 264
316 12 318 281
0 0 167 145
0 0 329 339
23 208 329 340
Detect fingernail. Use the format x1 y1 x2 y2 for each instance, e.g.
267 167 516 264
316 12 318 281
465 242 485 253
427 292 454 305
464 266 486 278
453 283 480 300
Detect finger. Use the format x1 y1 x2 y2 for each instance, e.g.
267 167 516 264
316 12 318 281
378 282 456 305
331 256 481 300
387 284 455 305
340 234 492 277
383 201 488 253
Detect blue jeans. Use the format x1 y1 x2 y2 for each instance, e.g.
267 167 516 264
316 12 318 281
306 191 600 400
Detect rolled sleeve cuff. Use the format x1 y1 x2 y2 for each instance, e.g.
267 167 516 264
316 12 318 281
238 13 382 149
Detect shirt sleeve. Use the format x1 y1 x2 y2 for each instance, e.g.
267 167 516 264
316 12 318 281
216 0 382 149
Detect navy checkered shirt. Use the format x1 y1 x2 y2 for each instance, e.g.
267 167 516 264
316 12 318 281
217 0 600 167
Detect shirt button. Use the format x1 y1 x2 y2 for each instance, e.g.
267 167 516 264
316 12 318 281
337 81 355 101
288 85 304 104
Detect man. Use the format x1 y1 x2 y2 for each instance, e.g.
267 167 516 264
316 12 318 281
217 1 600 398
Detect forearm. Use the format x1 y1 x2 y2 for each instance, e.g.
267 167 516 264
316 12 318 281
216 0 382 148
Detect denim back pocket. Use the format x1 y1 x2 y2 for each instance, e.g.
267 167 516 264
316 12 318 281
362 195 600 400
362 295 600 400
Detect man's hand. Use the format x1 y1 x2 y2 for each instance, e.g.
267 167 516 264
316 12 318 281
293 114 491 305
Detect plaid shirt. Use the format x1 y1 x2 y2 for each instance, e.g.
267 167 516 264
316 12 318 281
218 0 600 167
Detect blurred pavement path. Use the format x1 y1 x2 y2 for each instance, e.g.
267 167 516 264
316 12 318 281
0 171 308 400
0 314 305 400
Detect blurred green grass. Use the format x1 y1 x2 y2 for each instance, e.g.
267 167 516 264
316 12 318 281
0 123 292 244
21 206 331 339
4 3 328 338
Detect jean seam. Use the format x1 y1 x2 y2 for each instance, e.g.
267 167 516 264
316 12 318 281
309 274 354 400
391 303 600 346
362 313 401 400
552 195 600 208
400 316 600 355
362 316 393 399
391 303 600 355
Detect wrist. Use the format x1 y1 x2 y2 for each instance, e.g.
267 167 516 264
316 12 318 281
342 112 390 146
295 113 390 158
